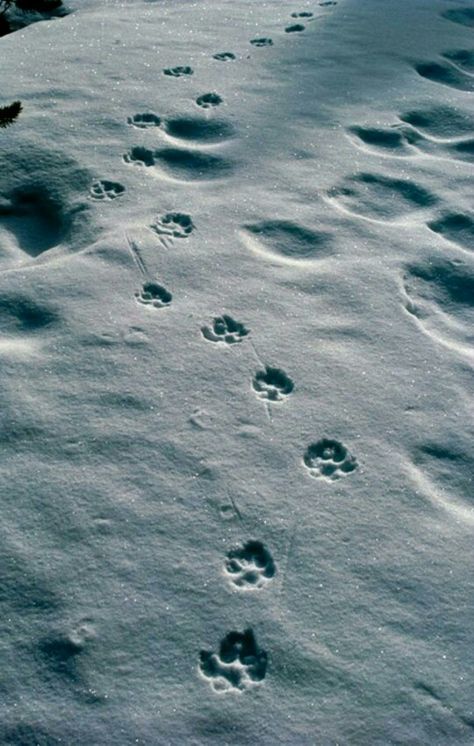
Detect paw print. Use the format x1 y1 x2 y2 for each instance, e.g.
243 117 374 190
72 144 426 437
89 180 125 201
252 366 294 402
199 629 268 692
213 52 236 61
163 66 193 77
135 281 172 309
127 112 161 128
150 212 194 238
285 24 305 33
225 541 276 590
250 38 273 47
123 146 155 167
196 93 222 109
201 315 249 344
303 439 358 481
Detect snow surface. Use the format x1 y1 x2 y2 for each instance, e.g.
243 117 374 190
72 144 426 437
0 0 473 742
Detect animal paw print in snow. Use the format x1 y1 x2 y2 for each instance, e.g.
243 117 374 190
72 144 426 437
213 52 236 62
252 366 293 402
89 180 125 201
285 23 305 33
150 212 194 238
250 38 273 47
201 315 249 344
135 281 172 309
127 112 161 129
196 93 222 109
163 66 193 77
199 628 267 692
303 438 358 481
225 541 276 590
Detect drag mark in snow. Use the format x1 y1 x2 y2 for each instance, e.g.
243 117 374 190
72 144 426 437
126 233 173 309
126 233 148 277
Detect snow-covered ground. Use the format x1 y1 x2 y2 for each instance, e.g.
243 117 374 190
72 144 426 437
1 0 473 742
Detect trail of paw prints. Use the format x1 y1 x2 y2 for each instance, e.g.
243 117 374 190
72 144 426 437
402 257 474 361
90 180 125 201
224 541 276 590
201 314 249 344
163 65 193 77
303 439 358 481
199 629 267 692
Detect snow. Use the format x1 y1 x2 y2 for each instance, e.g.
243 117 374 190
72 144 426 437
0 0 473 742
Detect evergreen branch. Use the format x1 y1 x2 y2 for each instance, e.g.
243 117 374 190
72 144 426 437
0 101 23 128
